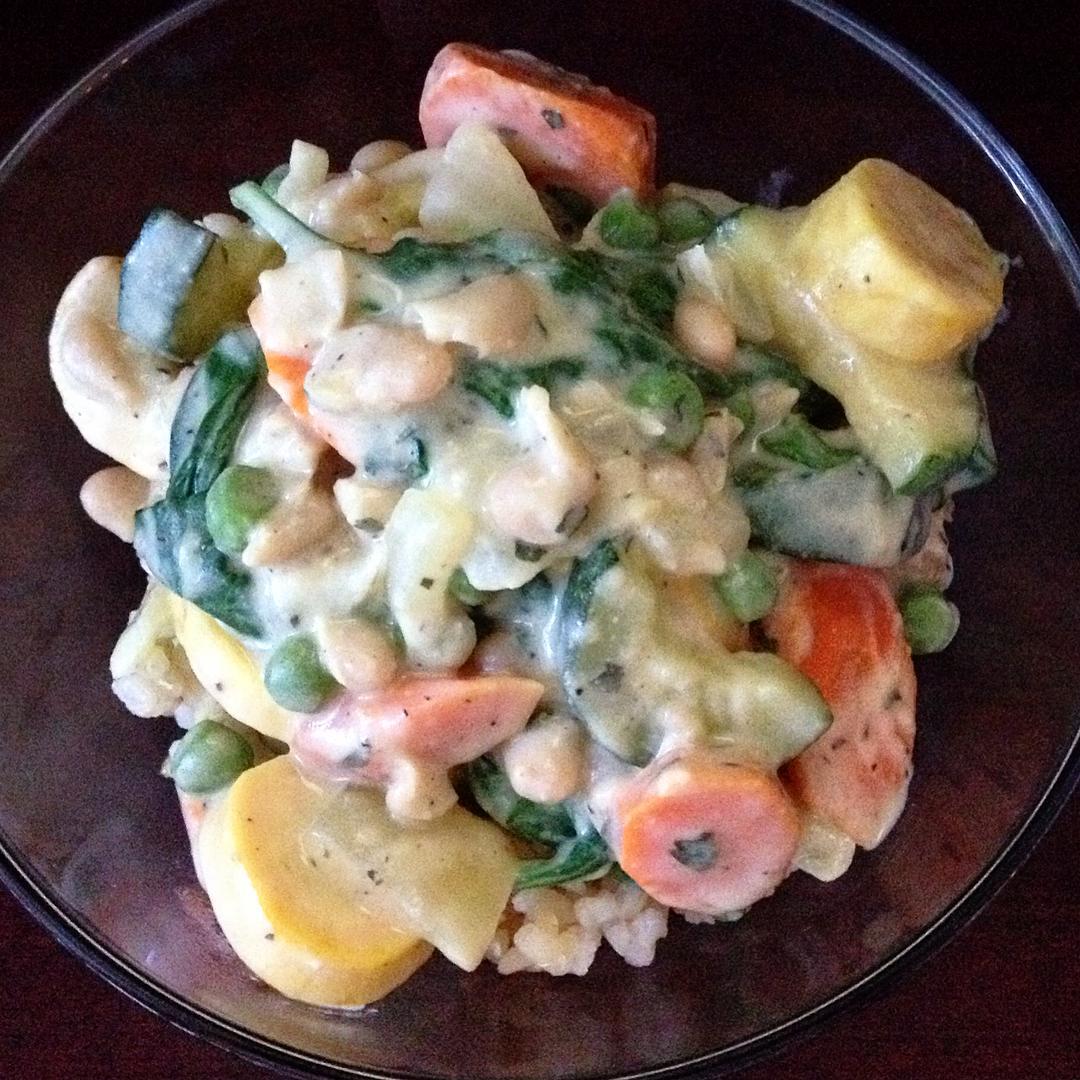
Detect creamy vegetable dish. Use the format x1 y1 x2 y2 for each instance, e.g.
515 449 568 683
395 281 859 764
50 45 1005 1004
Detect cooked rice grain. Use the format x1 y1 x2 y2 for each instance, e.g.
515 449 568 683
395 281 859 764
487 877 669 976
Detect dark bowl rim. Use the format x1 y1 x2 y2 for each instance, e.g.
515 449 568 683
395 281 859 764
1 1 1078 1077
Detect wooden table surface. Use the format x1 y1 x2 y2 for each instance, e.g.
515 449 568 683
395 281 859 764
1 2 1077 1077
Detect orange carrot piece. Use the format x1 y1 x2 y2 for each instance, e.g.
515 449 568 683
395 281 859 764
361 675 544 763
419 43 656 205
264 350 311 417
293 675 545 786
614 751 801 914
765 561 916 849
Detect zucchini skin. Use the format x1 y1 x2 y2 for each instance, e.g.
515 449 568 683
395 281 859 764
738 460 925 567
559 541 831 768
119 208 279 360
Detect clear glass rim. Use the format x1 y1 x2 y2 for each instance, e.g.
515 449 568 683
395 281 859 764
1 1 1078 1076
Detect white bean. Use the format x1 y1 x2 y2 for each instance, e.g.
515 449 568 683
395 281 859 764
242 486 342 567
349 140 413 174
408 273 538 357
79 466 151 542
306 324 454 414
502 715 585 805
308 173 383 246
674 295 738 371
315 617 398 693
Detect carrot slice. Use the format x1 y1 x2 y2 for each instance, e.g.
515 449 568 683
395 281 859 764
264 350 311 418
294 675 545 784
358 675 545 763
419 43 656 205
614 751 801 914
765 561 916 849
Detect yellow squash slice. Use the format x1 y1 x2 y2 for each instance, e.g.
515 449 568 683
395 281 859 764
196 765 432 1008
170 594 297 743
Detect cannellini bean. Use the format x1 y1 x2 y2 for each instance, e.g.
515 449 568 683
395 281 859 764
315 617 399 693
306 324 454 413
408 274 538 357
79 466 151 542
501 715 585 804
674 296 738 371
49 257 191 480
308 173 383 245
484 387 597 546
349 140 413 173
384 759 459 822
242 485 342 567
332 476 402 537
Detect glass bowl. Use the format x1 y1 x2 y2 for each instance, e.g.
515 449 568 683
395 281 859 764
1 1 1077 1077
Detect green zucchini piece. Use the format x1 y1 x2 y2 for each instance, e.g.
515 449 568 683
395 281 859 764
559 542 830 767
737 458 925 567
118 209 277 359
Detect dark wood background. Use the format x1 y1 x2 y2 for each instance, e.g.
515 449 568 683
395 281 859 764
1 1 1077 1077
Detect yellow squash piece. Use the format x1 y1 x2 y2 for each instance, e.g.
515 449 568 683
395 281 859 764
196 762 431 1008
304 765 520 971
211 756 518 978
685 159 1004 493
170 594 297 743
789 159 1004 364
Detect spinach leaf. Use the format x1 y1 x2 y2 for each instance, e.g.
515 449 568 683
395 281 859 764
467 755 613 890
461 356 586 418
134 327 266 638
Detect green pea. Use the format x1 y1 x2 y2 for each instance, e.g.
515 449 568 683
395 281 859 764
714 550 779 623
168 719 254 794
205 465 279 556
264 633 342 712
657 197 717 244
626 368 705 451
899 587 959 655
599 195 661 250
448 567 491 607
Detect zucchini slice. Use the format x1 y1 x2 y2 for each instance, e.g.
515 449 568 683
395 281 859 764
118 209 278 359
737 459 926 567
559 541 830 767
